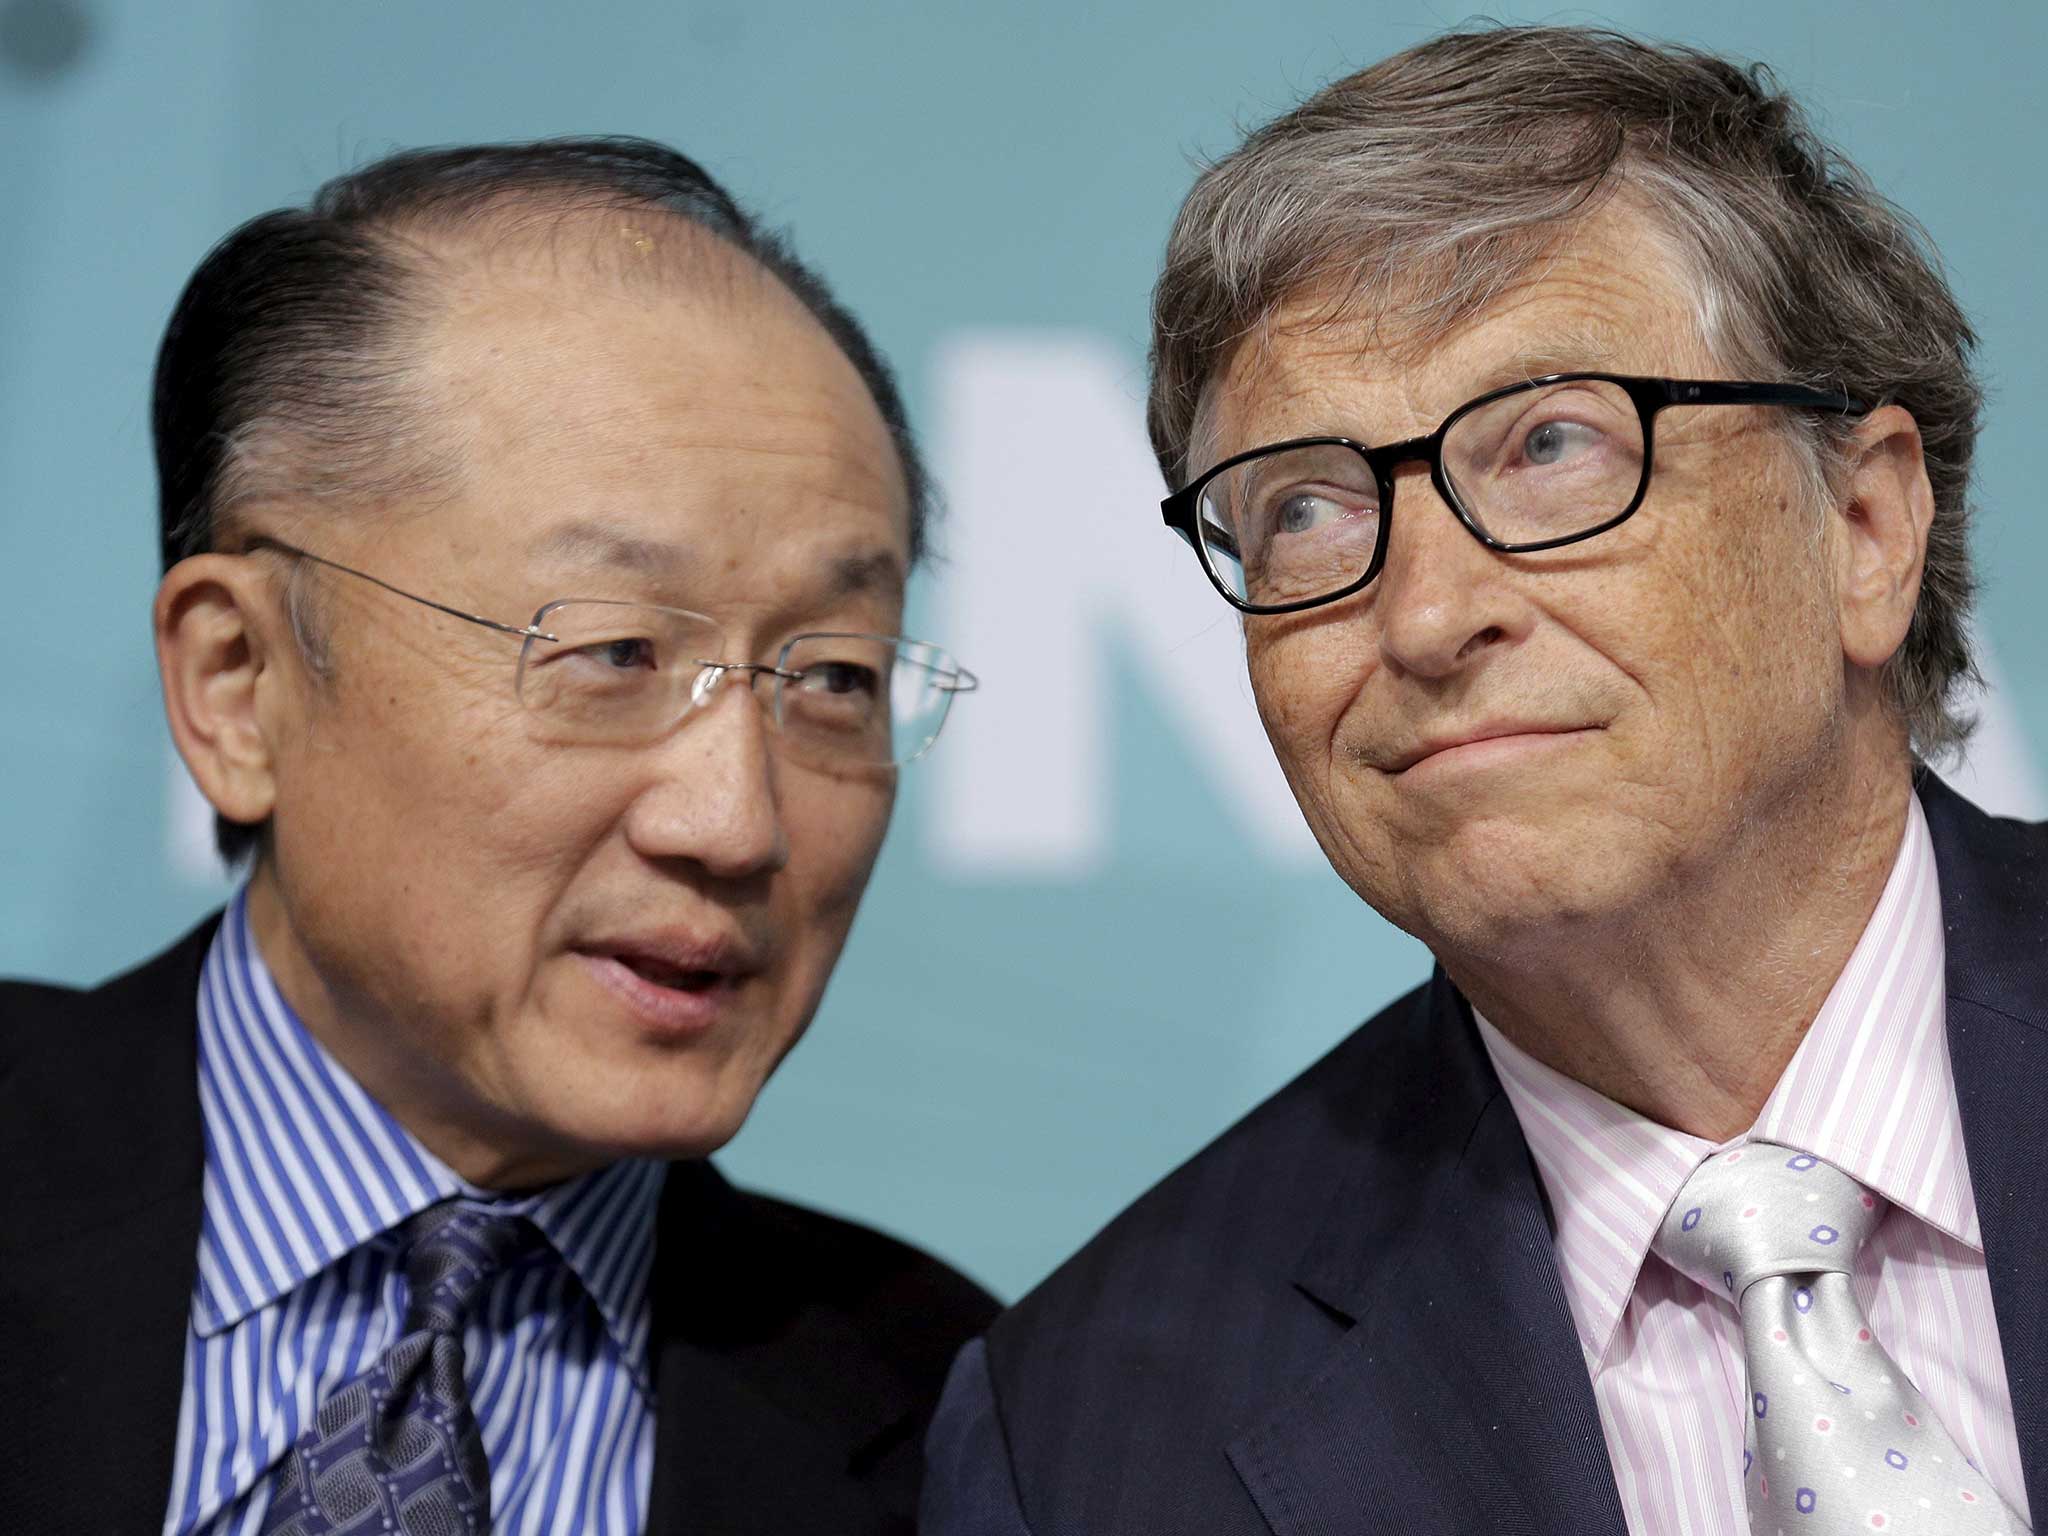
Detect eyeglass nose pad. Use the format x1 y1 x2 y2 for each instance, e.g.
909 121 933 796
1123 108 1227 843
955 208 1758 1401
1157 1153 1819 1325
690 663 727 709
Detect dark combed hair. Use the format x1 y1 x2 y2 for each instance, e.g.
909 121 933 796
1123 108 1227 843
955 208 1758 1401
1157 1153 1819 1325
153 136 931 865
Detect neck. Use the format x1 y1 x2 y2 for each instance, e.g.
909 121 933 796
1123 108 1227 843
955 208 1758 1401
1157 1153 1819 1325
1446 751 1915 1143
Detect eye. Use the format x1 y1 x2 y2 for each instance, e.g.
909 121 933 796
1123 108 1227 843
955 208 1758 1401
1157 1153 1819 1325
1264 485 1373 538
1277 493 1332 534
1520 418 1603 467
803 660 881 697
580 637 657 671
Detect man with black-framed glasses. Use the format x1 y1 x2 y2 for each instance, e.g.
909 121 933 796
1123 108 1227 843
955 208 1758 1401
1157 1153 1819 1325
929 25 2044 1536
1162 374 1864 614
0 137 994 1535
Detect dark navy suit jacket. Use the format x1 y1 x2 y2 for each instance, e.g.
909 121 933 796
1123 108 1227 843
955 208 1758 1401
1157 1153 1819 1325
0 917 997 1536
924 775 2048 1534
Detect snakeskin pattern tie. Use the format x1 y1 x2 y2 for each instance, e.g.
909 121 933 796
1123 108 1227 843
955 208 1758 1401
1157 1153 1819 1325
258 1202 542 1536
1653 1143 2028 1534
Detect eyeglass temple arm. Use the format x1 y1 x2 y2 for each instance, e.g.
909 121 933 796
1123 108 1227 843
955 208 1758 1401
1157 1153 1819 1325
1160 488 1248 570
404 596 557 644
240 535 558 643
1660 380 1869 414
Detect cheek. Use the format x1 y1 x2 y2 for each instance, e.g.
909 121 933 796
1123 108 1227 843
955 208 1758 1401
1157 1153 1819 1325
1246 620 1369 780
786 779 895 930
1655 503 1833 720
296 671 618 908
1576 496 1841 838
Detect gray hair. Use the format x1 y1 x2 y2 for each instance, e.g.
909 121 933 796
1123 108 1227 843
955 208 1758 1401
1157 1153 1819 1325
1149 25 1983 758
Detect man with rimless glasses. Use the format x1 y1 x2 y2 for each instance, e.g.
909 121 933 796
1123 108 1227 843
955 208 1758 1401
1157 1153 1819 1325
929 27 2044 1536
0 139 992 1535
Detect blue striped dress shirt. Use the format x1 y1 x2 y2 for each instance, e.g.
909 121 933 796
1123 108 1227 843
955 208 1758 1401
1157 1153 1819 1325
164 891 667 1535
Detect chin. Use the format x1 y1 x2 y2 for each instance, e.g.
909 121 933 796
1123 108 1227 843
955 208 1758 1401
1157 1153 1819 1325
494 1051 770 1180
591 1114 745 1165
606 1073 764 1160
1417 883 1613 968
1378 810 1654 957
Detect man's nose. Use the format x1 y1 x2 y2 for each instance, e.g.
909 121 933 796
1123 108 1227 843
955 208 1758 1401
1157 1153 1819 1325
621 669 790 881
1370 464 1531 679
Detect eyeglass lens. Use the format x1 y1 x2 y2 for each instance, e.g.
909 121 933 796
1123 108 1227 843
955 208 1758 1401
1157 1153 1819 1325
1197 377 1648 609
514 601 964 765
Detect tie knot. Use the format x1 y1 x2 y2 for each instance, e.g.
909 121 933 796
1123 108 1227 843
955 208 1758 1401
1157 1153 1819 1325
399 1201 543 1335
1652 1143 1886 1302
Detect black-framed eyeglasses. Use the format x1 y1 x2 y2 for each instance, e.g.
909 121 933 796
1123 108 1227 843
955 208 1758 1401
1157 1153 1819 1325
1160 373 1868 615
240 535 978 767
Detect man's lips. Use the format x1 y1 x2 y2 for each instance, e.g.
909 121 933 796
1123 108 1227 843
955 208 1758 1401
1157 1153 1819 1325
573 928 765 991
572 929 768 1038
1381 722 1602 774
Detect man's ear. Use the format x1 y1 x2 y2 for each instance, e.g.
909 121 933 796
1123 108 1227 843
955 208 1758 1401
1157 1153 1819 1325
155 553 292 830
1830 403 1936 674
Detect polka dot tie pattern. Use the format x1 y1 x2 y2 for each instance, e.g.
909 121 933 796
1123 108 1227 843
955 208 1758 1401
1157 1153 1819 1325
256 1202 543 1536
1652 1144 2028 1535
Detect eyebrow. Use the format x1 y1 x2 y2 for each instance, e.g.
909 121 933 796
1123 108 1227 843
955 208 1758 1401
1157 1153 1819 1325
1476 333 1625 394
1192 329 1632 473
529 519 905 600
823 548 907 599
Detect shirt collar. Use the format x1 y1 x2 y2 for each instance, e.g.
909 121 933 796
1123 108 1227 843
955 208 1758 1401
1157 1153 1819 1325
191 888 665 1387
1751 795 1977 1246
1476 794 1974 1366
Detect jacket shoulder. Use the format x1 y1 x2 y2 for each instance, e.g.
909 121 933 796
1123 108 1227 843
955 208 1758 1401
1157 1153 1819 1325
648 1165 999 1532
0 919 218 1225
0 974 76 1056
0 965 91 1061
654 1159 998 1419
1 916 220 1048
1000 974 1437 1338
971 975 1452 1530
1916 772 2048 1014
725 1183 1002 1376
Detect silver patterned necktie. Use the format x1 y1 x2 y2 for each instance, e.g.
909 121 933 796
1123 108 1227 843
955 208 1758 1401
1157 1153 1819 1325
258 1201 542 1536
1652 1142 2027 1534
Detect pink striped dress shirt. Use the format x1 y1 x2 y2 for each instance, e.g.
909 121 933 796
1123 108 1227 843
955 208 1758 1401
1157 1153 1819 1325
1474 796 2028 1534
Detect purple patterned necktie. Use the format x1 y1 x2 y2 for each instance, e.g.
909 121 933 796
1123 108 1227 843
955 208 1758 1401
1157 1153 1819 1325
258 1202 542 1536
1653 1143 2028 1534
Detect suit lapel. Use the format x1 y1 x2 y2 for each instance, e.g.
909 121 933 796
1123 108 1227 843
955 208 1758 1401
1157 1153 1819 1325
1921 773 2048 1519
0 920 212 1534
642 1162 921 1536
1227 978 1626 1536
1231 779 2046 1534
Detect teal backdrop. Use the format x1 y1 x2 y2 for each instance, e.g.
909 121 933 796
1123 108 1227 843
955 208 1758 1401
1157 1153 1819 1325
3 0 2043 1301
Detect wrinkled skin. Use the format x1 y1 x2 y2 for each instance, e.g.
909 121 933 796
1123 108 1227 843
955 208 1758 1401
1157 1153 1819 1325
1192 204 1931 1136
159 228 909 1187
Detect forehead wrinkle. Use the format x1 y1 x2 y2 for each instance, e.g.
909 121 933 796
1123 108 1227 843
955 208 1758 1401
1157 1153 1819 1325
1204 268 1677 466
1480 329 1626 390
453 340 901 508
528 516 902 607
1191 196 1700 473
529 519 687 577
411 219 911 599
